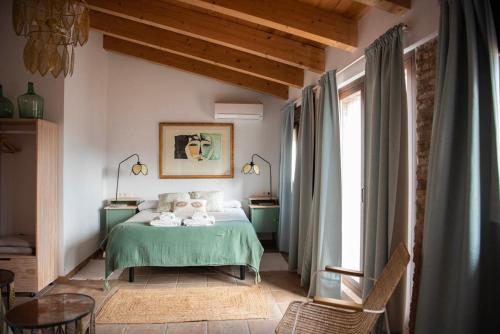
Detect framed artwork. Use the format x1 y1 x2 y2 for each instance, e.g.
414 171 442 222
159 123 234 179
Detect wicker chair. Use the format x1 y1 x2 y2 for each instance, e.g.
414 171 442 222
276 242 410 334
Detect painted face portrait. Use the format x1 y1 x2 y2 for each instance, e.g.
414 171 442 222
200 134 214 160
174 133 221 161
200 133 221 160
186 135 203 161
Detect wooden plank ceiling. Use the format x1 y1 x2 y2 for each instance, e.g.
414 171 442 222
89 0 411 99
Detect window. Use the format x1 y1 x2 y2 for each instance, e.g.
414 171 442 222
338 57 416 300
339 78 364 292
291 106 300 183
291 127 298 183
404 51 416 330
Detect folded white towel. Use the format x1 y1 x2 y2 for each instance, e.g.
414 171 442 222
150 218 181 227
150 212 181 227
160 212 176 220
192 210 210 220
183 219 214 226
183 214 215 226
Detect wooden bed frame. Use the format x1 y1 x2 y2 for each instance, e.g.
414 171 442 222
128 265 246 282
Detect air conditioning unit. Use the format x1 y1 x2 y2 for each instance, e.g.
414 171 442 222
214 103 263 120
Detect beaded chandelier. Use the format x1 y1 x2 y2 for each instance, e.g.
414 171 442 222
12 0 90 78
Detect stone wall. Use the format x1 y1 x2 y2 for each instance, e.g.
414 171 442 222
409 38 438 334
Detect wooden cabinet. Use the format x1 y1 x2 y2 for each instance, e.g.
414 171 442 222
0 120 59 293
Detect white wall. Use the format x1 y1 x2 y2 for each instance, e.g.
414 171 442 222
290 0 440 99
104 52 283 204
62 32 109 274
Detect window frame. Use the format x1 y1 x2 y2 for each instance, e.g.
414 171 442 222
338 76 365 296
403 50 416 330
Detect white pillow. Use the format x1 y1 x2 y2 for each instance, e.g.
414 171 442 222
189 191 224 212
173 199 207 216
222 200 242 208
138 200 159 212
0 235 35 248
158 192 190 212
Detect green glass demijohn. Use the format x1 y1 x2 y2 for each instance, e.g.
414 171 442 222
0 85 14 118
18 82 44 119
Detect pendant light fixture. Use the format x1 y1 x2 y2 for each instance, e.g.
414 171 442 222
12 0 90 78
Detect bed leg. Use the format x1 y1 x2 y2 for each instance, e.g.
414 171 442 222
240 265 246 280
129 267 135 283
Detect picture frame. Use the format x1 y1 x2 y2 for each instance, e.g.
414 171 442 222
159 122 234 179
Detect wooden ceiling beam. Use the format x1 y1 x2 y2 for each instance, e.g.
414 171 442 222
103 36 289 100
91 11 303 87
352 0 411 15
174 0 357 49
87 0 325 73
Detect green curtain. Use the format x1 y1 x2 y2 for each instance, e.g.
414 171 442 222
415 0 499 332
362 23 408 330
288 86 315 275
278 102 295 252
301 70 342 292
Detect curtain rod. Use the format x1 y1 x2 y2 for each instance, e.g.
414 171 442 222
293 24 410 107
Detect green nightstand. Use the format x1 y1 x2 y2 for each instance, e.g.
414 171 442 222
104 205 138 234
248 197 279 243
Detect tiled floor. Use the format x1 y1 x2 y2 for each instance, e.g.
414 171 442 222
14 255 307 334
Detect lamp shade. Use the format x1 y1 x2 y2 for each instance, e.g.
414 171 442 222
241 153 271 196
242 161 260 175
132 162 148 175
115 153 148 202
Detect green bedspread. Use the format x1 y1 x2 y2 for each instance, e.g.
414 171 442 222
105 219 264 280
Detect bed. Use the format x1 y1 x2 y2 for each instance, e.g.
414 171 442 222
104 207 264 283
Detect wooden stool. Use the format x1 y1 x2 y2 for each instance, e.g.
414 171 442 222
0 269 14 310
5 293 95 334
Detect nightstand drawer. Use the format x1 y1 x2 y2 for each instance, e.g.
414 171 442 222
250 207 279 233
105 208 137 233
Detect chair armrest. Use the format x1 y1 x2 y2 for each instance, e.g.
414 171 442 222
325 265 364 277
313 296 364 312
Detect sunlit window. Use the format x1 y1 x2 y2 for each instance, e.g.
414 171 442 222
339 84 363 283
291 127 297 184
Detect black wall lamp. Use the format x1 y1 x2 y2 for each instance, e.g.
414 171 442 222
242 153 272 197
114 153 148 202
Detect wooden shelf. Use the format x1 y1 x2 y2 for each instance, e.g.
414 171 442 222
104 205 138 210
249 204 279 209
248 196 278 201
248 197 279 207
0 119 38 133
0 254 36 259
0 119 37 125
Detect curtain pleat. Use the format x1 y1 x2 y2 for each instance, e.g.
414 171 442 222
278 102 295 252
415 0 499 332
288 86 315 274
362 24 408 332
301 70 342 292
